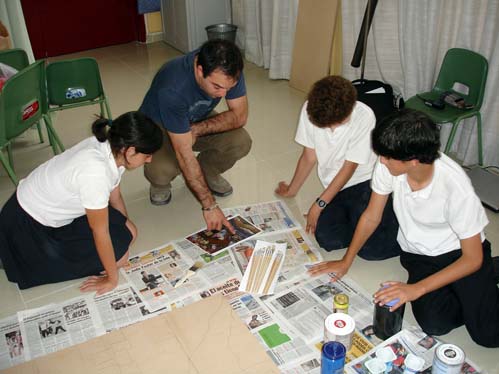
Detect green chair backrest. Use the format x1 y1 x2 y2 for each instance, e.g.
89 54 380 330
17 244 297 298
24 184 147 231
0 60 46 143
0 48 29 71
46 57 105 106
434 48 488 109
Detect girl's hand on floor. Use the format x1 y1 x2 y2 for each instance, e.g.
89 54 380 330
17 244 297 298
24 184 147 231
80 275 118 295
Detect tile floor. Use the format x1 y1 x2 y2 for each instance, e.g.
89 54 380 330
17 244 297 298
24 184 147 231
0 41 497 373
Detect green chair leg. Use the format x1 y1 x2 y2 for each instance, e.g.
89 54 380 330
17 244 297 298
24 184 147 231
43 114 65 154
36 122 45 143
104 98 112 120
0 150 19 186
7 143 14 171
444 120 461 155
476 113 483 166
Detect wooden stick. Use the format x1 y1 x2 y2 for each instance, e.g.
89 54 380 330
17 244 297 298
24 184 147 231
246 249 261 292
263 252 283 294
255 247 273 292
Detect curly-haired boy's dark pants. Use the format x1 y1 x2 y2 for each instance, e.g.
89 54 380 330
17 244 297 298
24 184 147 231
314 180 402 260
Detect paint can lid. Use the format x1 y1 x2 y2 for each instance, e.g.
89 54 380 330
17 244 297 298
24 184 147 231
322 341 346 360
379 284 400 307
435 344 465 365
325 313 356 335
334 293 349 306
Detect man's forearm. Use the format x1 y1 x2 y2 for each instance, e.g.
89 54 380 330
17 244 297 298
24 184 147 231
191 110 241 137
176 147 215 207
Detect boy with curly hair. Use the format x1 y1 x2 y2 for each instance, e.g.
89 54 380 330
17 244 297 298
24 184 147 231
276 75 401 260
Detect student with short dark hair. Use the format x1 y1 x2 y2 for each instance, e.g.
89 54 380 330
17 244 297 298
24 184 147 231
276 75 401 260
0 112 163 294
140 39 251 235
310 108 499 347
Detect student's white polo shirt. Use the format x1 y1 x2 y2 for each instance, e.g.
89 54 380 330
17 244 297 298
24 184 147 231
295 101 377 190
371 153 488 256
17 137 125 228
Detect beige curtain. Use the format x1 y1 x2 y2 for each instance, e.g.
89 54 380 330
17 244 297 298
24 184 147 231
0 0 34 62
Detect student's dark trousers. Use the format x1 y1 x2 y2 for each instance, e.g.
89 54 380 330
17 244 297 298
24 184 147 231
315 180 402 260
401 240 499 348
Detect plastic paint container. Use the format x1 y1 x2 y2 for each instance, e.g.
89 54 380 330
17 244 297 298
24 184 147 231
431 344 465 374
324 313 355 351
403 353 425 374
364 358 387 374
321 341 346 374
373 286 405 340
375 346 396 372
333 293 349 314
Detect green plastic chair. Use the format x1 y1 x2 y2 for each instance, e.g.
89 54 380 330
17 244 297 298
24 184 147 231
46 57 112 119
0 60 65 185
0 48 44 143
405 48 488 165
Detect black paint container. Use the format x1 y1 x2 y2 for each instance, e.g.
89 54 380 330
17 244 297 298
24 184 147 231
373 293 405 340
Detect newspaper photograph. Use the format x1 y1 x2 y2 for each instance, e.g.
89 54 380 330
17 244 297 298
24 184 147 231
0 315 26 370
185 215 262 256
121 243 210 311
18 296 105 361
345 328 482 374
231 229 322 284
94 285 166 332
223 200 301 233
228 292 274 331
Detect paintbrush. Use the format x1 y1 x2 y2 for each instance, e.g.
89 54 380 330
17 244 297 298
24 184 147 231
174 261 204 288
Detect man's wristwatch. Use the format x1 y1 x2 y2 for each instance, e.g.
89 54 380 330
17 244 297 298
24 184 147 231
315 197 327 209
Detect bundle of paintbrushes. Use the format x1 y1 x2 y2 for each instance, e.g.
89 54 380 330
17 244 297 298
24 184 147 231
239 240 286 295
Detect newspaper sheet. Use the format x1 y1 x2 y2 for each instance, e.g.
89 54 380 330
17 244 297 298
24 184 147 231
345 328 483 374
121 242 212 311
0 315 26 370
17 296 105 360
281 357 322 374
94 285 166 331
265 283 331 344
254 322 315 368
196 249 240 284
231 229 322 285
223 200 301 233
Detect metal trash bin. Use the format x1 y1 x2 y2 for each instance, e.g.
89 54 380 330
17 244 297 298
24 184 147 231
205 23 238 43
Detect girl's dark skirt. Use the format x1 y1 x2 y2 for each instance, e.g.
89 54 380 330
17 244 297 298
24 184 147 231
0 193 131 289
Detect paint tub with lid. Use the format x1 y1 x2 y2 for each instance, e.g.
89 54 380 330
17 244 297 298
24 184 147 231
324 313 355 351
431 344 465 374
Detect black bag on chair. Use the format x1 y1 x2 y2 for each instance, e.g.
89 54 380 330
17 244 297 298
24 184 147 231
350 0 402 122
352 79 398 123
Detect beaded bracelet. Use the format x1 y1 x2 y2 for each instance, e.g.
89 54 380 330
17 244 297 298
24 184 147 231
201 203 219 211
